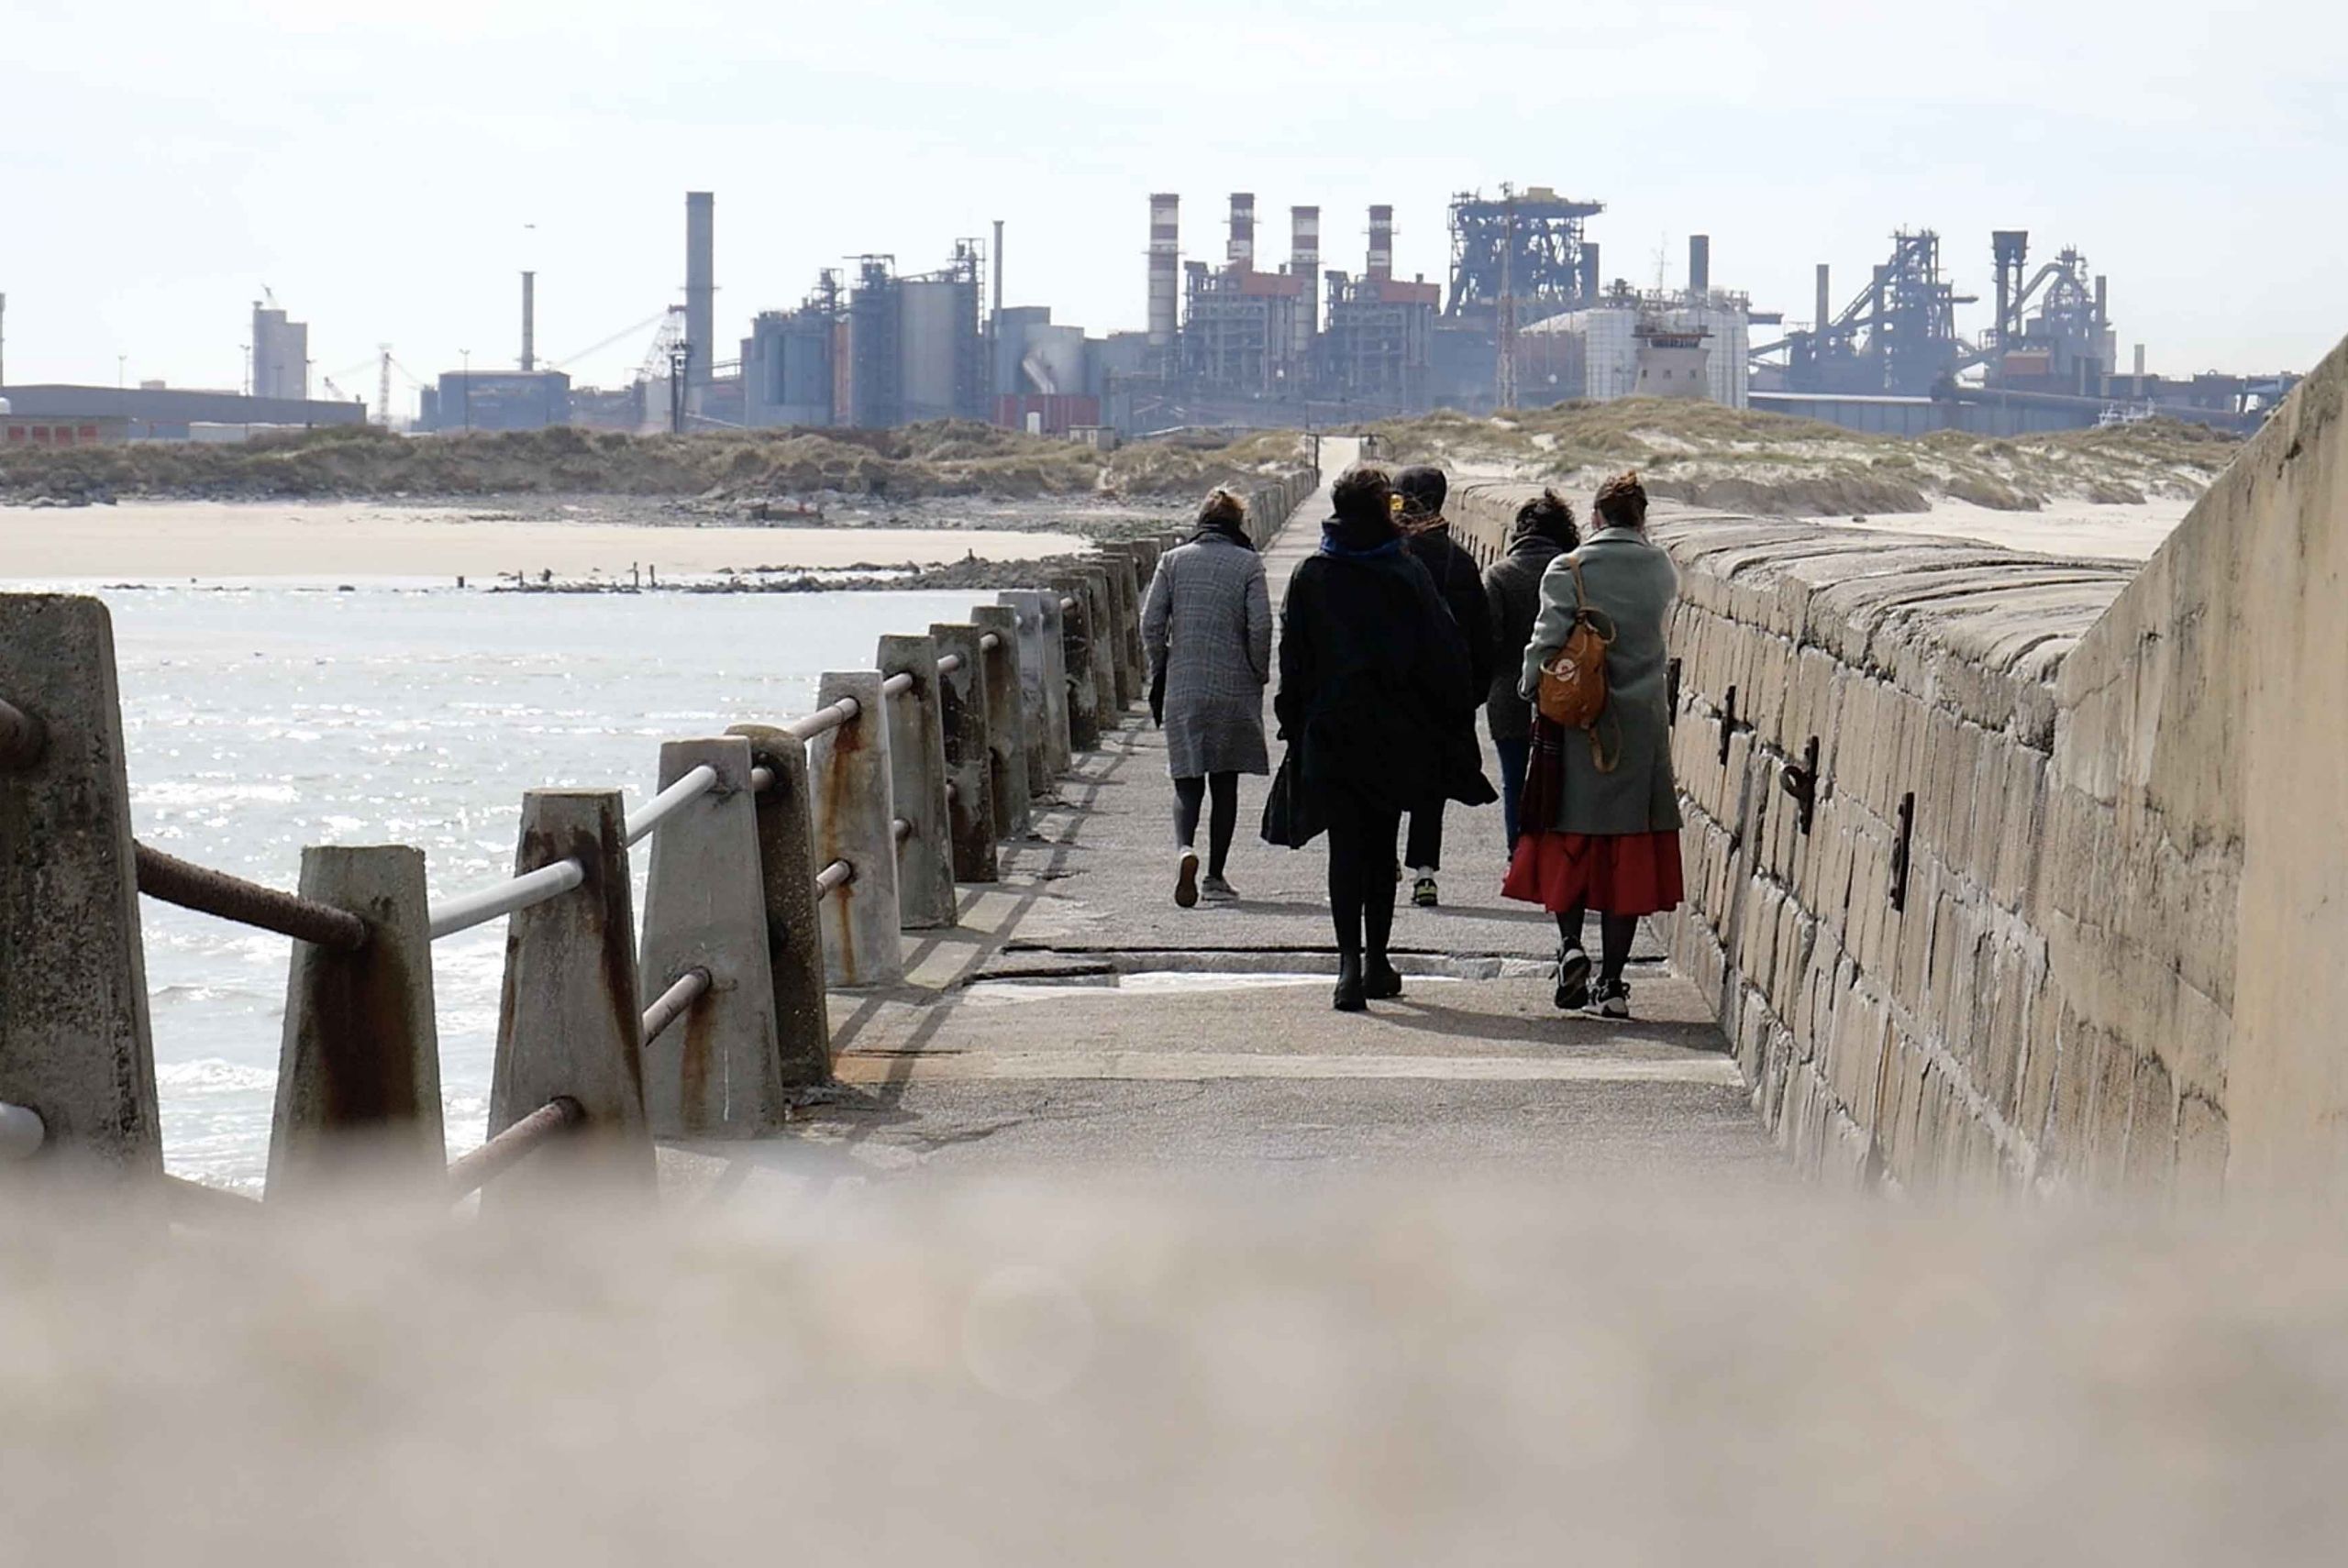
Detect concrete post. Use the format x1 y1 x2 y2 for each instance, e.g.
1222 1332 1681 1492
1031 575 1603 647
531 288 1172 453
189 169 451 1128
811 671 903 987
1076 567 1121 721
994 591 1056 796
1098 551 1141 708
878 635 958 930
726 723 832 1086
1110 547 1148 703
488 790 654 1198
0 593 161 1180
1049 575 1103 752
264 845 443 1199
639 737 791 1137
929 623 1001 883
970 605 1032 838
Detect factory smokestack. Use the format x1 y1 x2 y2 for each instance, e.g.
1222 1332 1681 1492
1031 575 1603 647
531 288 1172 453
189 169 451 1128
1367 205 1394 282
1688 235 1710 297
1227 193 1256 271
519 271 536 372
684 191 714 395
1580 242 1600 301
1815 262 1832 338
1290 205 1321 363
992 218 1005 322
1147 193 1180 354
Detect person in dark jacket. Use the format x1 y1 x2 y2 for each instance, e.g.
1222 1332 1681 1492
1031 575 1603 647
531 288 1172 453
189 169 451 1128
1393 464 1497 908
1481 489 1580 846
1274 465 1477 1012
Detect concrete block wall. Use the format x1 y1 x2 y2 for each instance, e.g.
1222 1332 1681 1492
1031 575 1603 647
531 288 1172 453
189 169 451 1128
1452 482 2146 1194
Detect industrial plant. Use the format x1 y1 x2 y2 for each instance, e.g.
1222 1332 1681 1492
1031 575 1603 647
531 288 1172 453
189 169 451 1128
0 183 2305 449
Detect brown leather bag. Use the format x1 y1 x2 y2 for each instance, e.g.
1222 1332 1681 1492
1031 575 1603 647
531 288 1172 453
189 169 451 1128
1535 559 1620 771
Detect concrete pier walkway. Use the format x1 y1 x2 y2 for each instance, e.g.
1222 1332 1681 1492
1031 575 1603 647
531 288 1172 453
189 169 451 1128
692 459 1777 1188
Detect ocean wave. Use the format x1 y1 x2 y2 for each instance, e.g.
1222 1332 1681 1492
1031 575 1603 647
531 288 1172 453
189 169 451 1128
155 1058 278 1094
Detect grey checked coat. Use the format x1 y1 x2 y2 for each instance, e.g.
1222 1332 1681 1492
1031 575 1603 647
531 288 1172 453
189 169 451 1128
1143 534 1273 778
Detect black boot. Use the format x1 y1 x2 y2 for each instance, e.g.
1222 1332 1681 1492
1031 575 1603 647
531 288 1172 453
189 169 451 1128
1334 953 1368 1012
1364 955 1403 1000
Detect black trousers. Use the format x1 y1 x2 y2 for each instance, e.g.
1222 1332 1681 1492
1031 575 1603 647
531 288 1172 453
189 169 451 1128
1172 772 1239 878
1325 791 1401 960
1405 801 1445 873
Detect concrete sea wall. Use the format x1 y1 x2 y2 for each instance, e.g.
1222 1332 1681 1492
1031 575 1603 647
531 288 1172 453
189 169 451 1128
1448 338 2347 1196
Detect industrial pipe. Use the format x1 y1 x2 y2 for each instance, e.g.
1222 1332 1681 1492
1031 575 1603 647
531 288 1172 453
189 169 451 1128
0 693 44 771
135 842 371 953
640 966 713 1047
783 696 860 743
428 857 587 941
624 762 718 847
814 860 854 894
446 1096 585 1201
880 671 916 699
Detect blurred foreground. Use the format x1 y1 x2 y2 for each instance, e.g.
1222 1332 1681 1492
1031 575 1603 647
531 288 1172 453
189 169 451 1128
6 1176 2344 1563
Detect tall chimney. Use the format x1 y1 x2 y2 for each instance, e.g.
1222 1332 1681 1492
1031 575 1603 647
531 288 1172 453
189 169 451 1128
519 271 536 371
1367 205 1393 282
1580 242 1600 301
992 218 1005 323
2133 343 2146 378
1227 193 1256 271
2094 273 2109 331
1290 205 1321 362
1147 193 1180 353
1815 263 1832 337
684 191 714 393
1687 235 1710 297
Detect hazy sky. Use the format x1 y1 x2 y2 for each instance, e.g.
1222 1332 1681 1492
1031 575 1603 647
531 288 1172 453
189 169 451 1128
5 0 2340 413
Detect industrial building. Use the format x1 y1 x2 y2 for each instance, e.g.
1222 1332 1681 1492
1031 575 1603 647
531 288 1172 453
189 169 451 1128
0 383 365 442
250 301 309 401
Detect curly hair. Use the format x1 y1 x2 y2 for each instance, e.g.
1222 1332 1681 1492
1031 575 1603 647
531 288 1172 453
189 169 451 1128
1512 488 1578 551
1593 469 1648 530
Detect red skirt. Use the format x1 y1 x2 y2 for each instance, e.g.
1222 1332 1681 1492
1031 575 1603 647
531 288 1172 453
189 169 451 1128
1503 830 1685 917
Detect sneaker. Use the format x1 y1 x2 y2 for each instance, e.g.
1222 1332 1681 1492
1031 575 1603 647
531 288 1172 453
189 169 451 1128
1412 876 1440 909
1584 978 1631 1020
1200 874 1239 902
1364 957 1404 1000
1174 849 1200 909
1554 946 1591 1011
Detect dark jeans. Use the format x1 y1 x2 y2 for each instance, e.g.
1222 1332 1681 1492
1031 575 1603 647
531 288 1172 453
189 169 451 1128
1325 791 1401 960
1406 801 1445 874
1173 772 1240 878
1494 734 1532 847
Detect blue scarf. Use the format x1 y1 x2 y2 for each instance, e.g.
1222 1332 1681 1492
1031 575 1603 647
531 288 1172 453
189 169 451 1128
1319 522 1402 559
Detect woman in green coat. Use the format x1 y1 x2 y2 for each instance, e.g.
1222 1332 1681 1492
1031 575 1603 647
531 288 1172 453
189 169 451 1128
1502 471 1685 1020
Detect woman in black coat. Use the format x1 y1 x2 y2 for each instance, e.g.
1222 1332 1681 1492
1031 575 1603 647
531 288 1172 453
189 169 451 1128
1273 465 1479 1011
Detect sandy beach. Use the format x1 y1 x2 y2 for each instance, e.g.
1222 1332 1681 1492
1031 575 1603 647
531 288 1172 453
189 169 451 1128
0 501 1085 580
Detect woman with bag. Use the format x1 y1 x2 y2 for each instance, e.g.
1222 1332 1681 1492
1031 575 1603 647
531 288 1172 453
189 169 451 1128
1142 487 1273 907
1268 465 1477 1012
1481 489 1580 847
1503 471 1684 1020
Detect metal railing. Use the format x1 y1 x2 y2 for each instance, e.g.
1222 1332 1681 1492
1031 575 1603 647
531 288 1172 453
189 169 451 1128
0 465 1322 1200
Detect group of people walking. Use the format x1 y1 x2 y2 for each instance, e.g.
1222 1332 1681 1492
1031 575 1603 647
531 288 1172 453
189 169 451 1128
1140 459 1683 1017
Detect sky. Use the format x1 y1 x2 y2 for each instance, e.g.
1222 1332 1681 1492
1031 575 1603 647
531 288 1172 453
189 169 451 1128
4 0 2341 415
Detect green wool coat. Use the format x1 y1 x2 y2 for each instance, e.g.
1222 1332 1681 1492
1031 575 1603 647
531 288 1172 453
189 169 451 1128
1515 526 1685 836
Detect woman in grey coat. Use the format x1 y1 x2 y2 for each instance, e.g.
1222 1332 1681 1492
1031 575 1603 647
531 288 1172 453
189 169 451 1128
1143 488 1272 907
1502 471 1684 1019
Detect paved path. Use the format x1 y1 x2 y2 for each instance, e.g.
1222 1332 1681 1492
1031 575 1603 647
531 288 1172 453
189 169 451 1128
676 453 1778 1189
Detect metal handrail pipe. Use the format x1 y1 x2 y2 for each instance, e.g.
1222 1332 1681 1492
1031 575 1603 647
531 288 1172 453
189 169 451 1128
640 966 713 1047
0 694 44 771
749 765 776 793
979 632 1002 654
880 670 916 699
783 696 861 743
892 816 912 845
0 1101 45 1161
446 1096 585 1201
935 652 964 677
623 763 719 847
1059 595 1078 612
427 857 586 941
814 859 853 894
134 842 371 953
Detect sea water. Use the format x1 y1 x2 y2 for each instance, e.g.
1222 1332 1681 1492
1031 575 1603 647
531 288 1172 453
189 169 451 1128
36 580 991 1192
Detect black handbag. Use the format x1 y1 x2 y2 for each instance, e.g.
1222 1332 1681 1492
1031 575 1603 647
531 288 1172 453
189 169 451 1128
1259 746 1323 848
